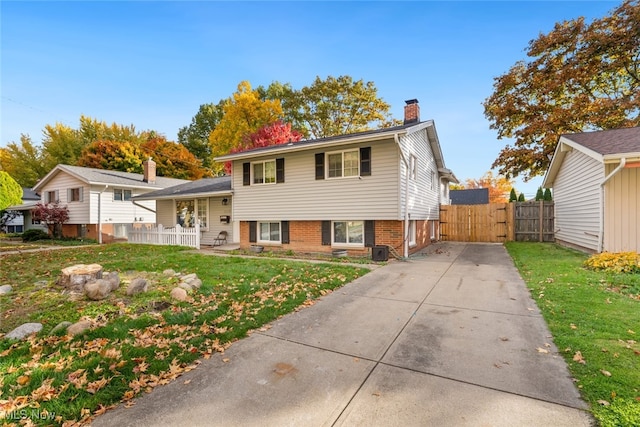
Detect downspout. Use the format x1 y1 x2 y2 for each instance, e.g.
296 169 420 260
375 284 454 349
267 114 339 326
598 158 626 252
97 185 109 244
394 133 410 259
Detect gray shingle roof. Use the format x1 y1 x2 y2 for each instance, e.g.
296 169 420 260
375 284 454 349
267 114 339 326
563 127 640 155
35 164 189 191
133 176 232 200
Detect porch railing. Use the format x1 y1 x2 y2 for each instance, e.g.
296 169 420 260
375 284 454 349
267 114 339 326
127 223 200 249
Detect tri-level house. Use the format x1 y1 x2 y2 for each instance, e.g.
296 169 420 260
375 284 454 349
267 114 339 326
28 160 188 243
213 99 457 258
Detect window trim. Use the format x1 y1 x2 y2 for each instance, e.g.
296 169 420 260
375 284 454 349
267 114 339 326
69 187 83 202
257 221 281 244
326 149 360 179
331 220 365 247
252 159 277 185
114 188 132 202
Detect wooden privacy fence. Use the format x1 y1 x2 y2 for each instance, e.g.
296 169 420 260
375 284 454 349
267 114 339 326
127 223 201 248
439 201 554 243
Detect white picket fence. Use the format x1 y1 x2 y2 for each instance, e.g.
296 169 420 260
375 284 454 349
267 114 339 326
127 223 201 249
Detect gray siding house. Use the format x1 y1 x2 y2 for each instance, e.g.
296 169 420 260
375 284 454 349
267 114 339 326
212 99 457 258
543 127 640 253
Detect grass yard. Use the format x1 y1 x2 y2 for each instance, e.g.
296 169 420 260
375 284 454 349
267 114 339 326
505 242 640 427
0 244 370 425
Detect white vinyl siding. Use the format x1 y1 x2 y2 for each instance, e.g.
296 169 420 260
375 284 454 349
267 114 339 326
553 150 602 252
91 185 157 225
399 130 440 220
37 173 89 224
231 140 400 221
604 165 639 252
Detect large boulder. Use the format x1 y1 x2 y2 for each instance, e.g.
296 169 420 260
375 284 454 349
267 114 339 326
84 279 112 301
126 278 148 296
67 320 92 336
170 287 188 301
58 264 103 293
104 271 120 292
5 323 42 340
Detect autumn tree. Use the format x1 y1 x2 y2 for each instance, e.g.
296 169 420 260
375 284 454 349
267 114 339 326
141 138 209 180
462 171 514 203
264 75 400 139
177 101 225 170
0 135 50 187
32 202 70 239
208 81 283 174
484 0 640 180
224 121 303 174
0 171 23 210
78 140 144 173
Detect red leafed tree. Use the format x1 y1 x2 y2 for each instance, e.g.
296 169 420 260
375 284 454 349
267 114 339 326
32 202 70 238
224 121 303 174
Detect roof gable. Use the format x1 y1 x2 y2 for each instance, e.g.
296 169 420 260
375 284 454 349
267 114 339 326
543 127 640 188
33 164 189 192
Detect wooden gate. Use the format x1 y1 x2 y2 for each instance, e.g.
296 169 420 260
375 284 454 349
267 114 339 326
439 202 554 243
439 203 513 242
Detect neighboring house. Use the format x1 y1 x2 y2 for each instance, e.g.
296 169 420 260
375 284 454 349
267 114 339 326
207 99 458 258
450 188 489 205
542 127 640 253
133 176 233 246
26 160 189 243
3 188 43 233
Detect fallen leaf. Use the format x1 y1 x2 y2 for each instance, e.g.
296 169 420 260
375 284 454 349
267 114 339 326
600 370 612 377
628 330 636 335
573 351 586 364
570 324 577 330
499 337 509 342
17 375 30 386
222 358 230 363
597 400 610 406
537 347 549 354
184 379 191 385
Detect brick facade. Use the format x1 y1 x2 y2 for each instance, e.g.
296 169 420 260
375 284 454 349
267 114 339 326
240 220 438 257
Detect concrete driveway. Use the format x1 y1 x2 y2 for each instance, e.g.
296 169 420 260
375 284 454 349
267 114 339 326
92 242 593 426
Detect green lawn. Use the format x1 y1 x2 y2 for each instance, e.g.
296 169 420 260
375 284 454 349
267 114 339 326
0 244 370 425
505 242 640 427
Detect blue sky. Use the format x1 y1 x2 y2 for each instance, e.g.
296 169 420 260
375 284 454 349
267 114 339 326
1 1 618 196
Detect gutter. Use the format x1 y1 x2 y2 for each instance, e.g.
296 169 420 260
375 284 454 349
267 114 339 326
598 158 626 252
394 133 410 260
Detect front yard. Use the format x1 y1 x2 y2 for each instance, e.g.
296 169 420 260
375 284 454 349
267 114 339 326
0 244 370 425
506 242 640 427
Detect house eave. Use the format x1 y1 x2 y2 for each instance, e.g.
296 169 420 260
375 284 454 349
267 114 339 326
214 128 412 162
134 190 233 201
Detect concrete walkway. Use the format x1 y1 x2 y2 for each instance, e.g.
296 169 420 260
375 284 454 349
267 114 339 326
92 242 593 427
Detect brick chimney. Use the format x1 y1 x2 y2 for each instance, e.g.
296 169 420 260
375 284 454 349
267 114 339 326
403 99 420 125
143 157 156 184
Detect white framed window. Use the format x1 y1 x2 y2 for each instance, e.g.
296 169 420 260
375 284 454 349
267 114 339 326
410 155 417 180
409 220 417 246
114 189 132 201
253 160 276 184
332 221 364 246
327 149 359 178
258 221 281 243
176 199 208 229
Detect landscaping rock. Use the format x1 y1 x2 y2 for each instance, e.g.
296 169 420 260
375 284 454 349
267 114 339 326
163 269 177 277
186 278 202 289
58 264 103 293
181 273 197 282
50 321 72 335
0 285 12 295
5 323 42 340
105 271 120 291
170 287 188 301
127 278 149 296
67 320 92 336
84 279 112 300
178 282 194 293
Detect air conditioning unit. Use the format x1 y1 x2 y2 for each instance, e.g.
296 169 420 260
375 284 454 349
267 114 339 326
372 245 389 261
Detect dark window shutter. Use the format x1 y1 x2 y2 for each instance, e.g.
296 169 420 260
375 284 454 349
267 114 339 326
364 220 375 247
360 147 371 176
315 153 325 180
281 221 289 244
249 221 257 243
321 221 331 245
276 158 285 183
243 163 251 186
